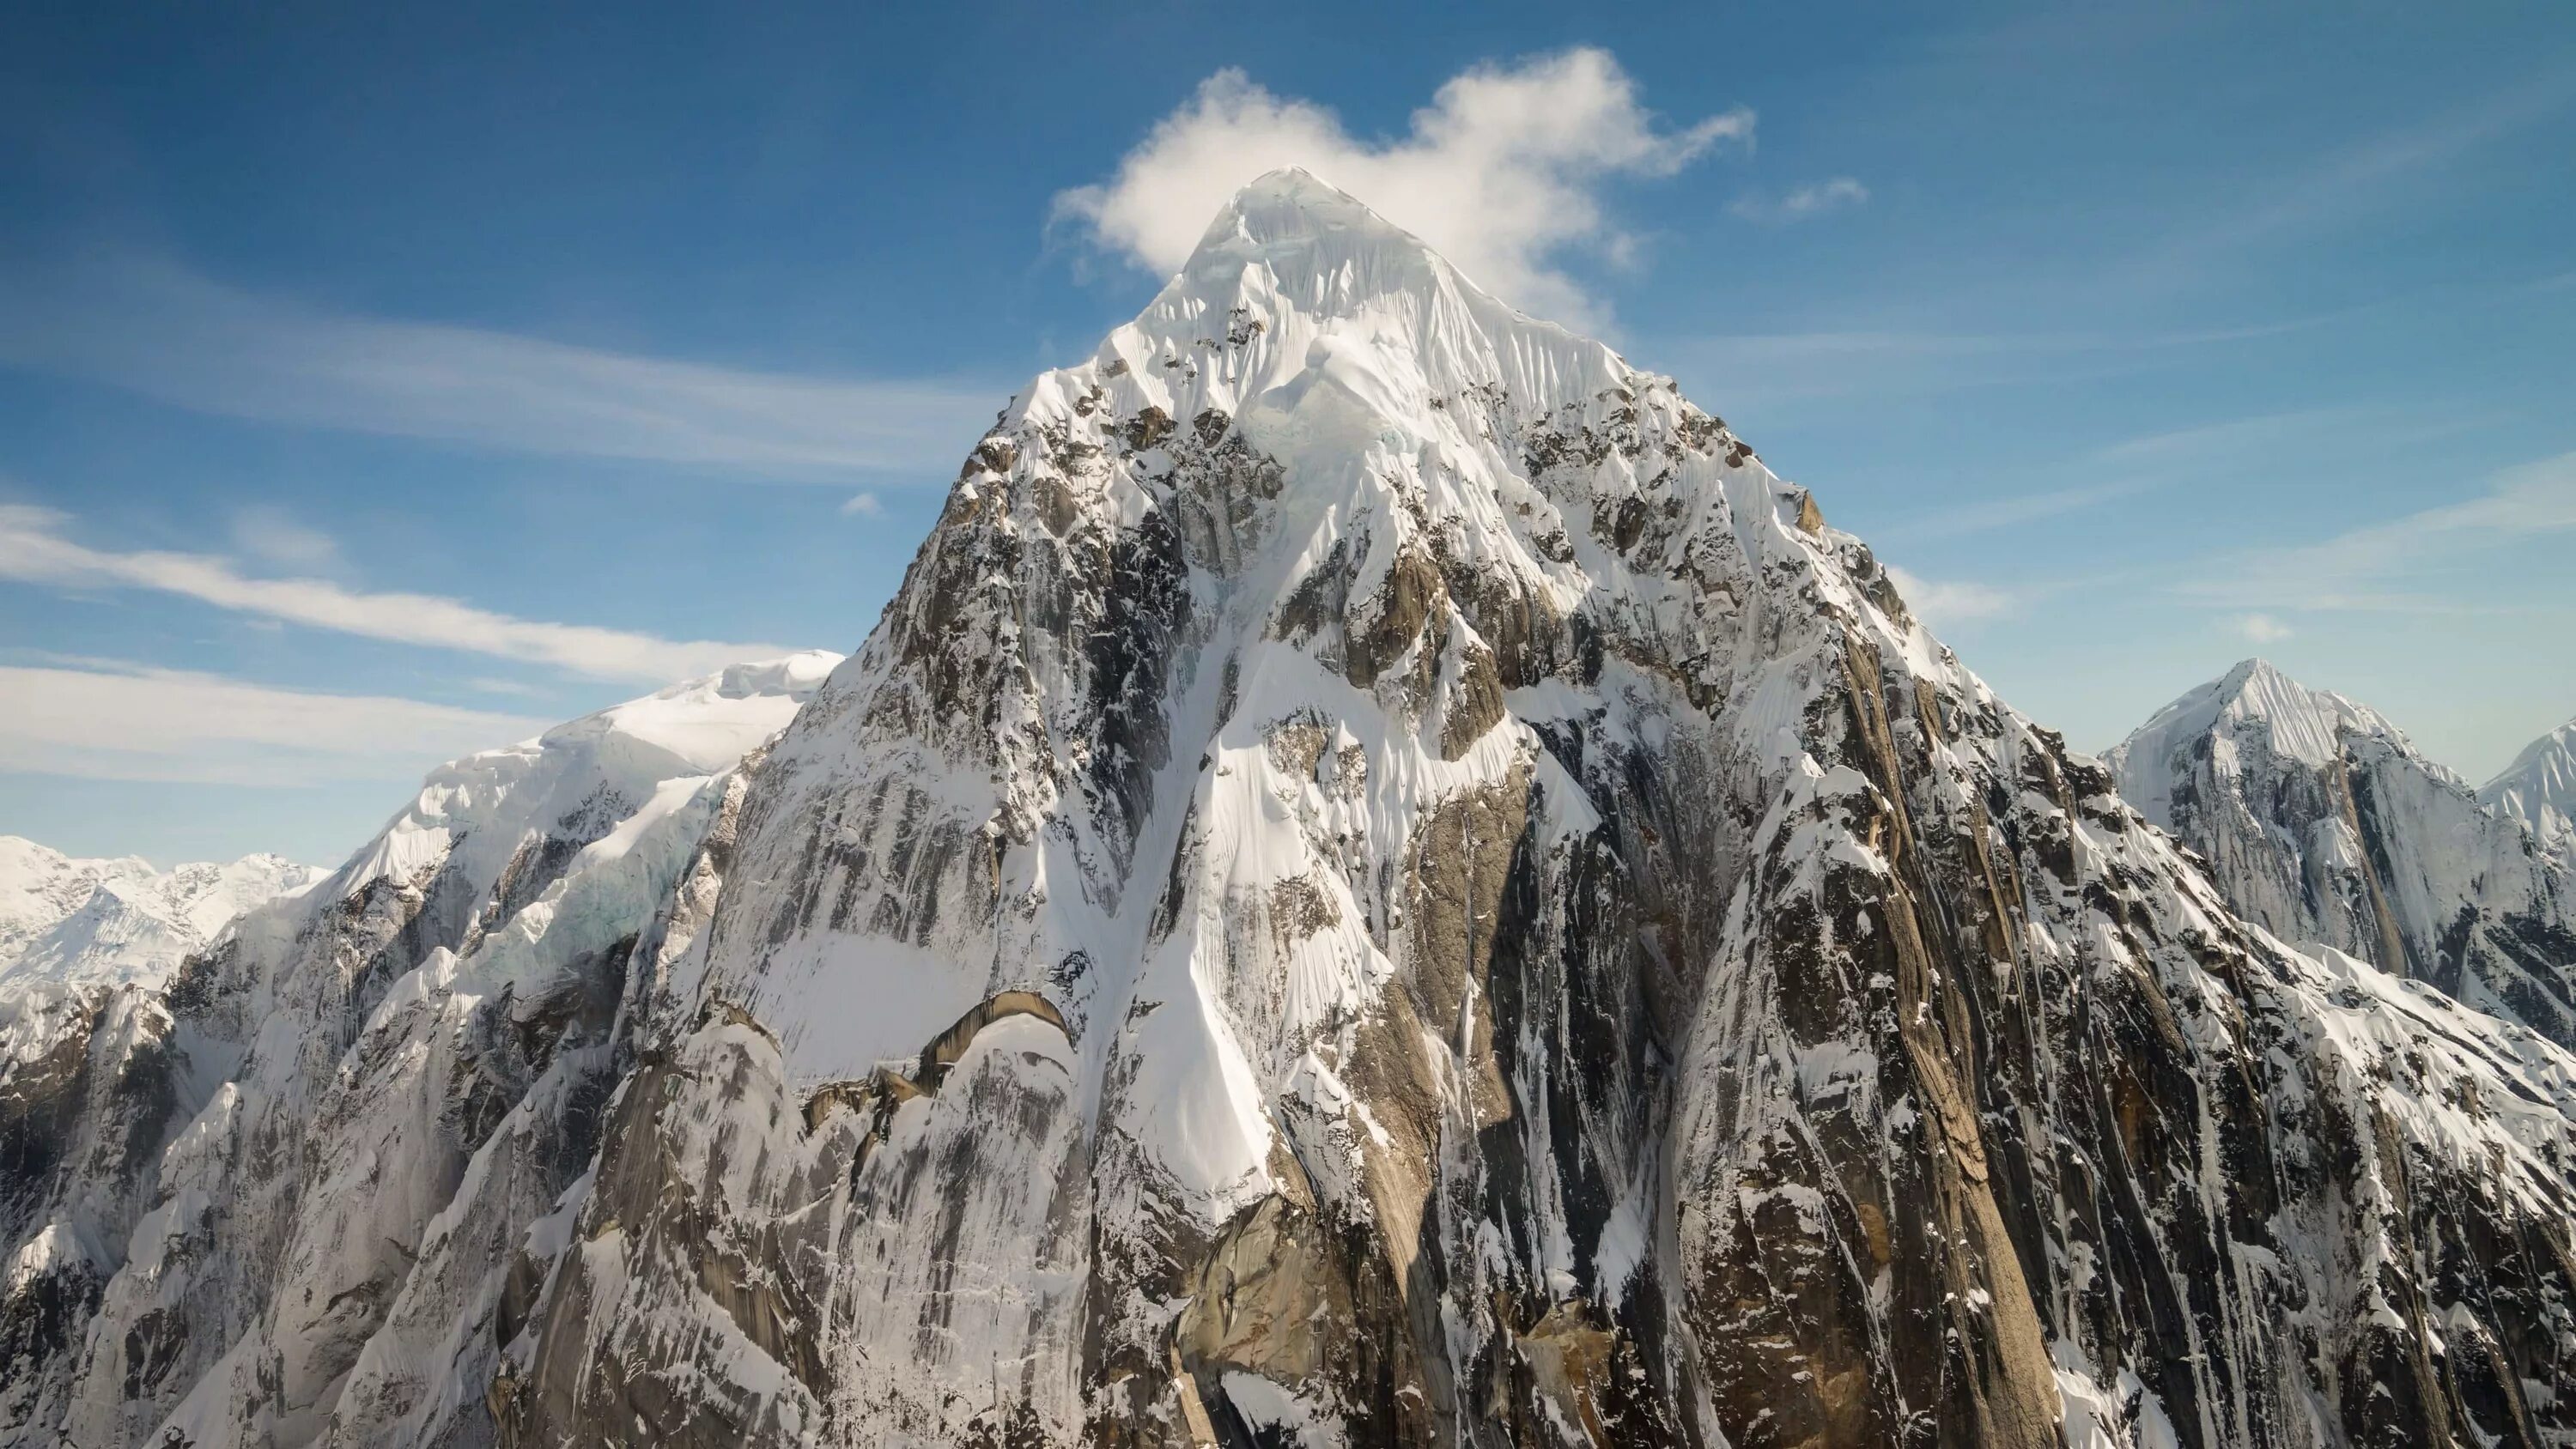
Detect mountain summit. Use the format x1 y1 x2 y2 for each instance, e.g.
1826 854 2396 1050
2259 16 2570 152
7 178 2575 1449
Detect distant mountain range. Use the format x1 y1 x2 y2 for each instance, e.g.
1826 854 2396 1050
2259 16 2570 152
0 837 322 990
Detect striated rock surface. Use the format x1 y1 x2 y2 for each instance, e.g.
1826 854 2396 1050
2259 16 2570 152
8 174 2576 1449
2107 658 2576 1048
494 176 2576 1449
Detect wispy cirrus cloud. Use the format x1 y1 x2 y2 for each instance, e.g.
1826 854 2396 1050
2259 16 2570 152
2177 450 2576 614
1875 406 2368 543
2126 66 2576 284
0 255 999 478
0 658 545 786
228 505 344 571
1729 177 1868 224
1054 48 1750 326
0 505 793 681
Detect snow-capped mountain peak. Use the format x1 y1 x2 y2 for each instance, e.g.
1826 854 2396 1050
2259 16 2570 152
2107 657 2421 821
2109 658 2576 1046
2486 716 2576 858
8 177 2576 1449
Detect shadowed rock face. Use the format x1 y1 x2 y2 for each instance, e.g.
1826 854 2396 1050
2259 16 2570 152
12 179 2576 1449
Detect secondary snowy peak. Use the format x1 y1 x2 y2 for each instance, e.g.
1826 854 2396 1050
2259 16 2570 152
2106 658 2415 822
339 649 840 906
0 837 323 989
0 837 155 963
0 651 837 1449
2487 717 2576 859
2109 659 2576 1044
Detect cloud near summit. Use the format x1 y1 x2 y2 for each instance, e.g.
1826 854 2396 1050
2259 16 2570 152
1054 49 1749 326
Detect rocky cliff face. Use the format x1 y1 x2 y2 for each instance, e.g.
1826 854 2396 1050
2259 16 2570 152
8 174 2576 1449
491 177 2576 1449
2105 658 2576 1048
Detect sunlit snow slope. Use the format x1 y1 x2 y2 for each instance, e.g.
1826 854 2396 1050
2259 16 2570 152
0 654 835 1449
2487 718 2576 869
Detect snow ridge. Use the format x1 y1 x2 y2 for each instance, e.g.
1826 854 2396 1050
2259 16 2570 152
2486 716 2576 864
0 654 835 1449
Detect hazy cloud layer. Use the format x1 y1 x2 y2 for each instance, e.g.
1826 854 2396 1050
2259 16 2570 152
0 256 999 478
1054 48 1750 325
0 506 793 681
0 660 544 786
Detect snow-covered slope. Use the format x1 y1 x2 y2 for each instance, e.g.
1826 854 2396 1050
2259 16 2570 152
0 653 835 1448
9 174 2576 1449
2486 718 2576 866
0 839 321 990
2107 658 2576 1046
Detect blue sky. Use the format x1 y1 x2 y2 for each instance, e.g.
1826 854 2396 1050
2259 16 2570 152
3 2 2572 866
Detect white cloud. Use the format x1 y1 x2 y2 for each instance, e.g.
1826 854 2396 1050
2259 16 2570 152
0 256 999 479
2233 613 2294 642
1886 565 2016 627
0 660 545 786
1053 48 1751 325
1729 177 1869 223
0 505 793 682
839 490 884 517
